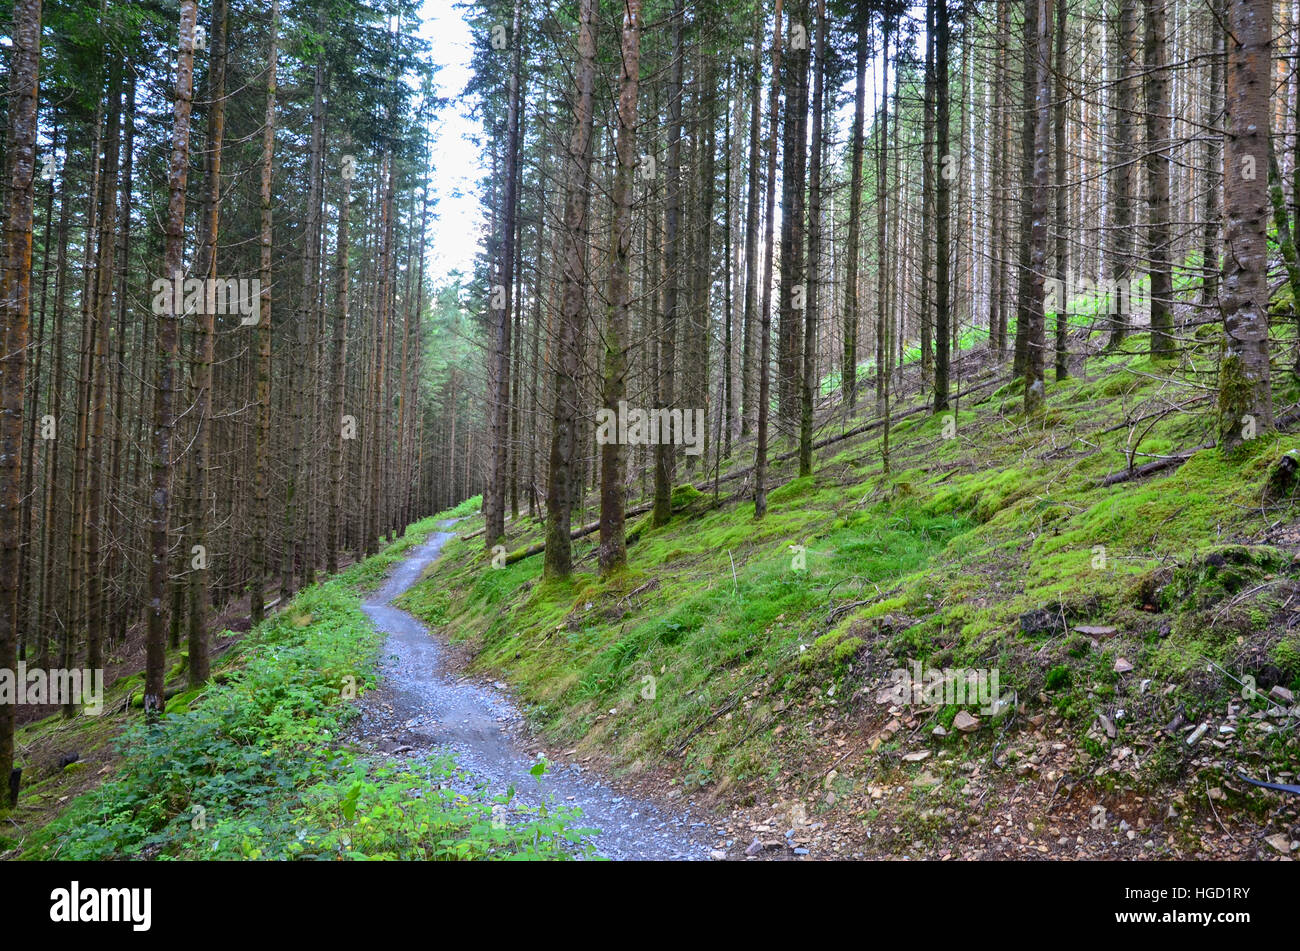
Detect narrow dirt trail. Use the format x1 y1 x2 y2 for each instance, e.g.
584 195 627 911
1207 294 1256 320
353 521 708 860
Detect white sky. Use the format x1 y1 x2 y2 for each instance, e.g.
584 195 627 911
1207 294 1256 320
418 0 487 283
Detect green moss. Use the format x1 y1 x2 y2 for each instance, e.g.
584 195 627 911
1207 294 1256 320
670 483 704 509
767 475 815 505
1045 666 1072 692
390 323 1300 798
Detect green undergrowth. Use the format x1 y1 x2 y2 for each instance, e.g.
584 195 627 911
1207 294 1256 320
17 500 593 860
405 327 1300 797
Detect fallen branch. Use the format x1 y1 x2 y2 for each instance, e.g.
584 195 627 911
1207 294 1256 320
1099 442 1213 487
694 372 1008 493
502 501 656 565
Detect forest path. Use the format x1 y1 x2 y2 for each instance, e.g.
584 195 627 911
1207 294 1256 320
353 521 708 860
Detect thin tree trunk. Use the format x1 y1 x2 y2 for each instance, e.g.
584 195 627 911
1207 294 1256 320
1145 0 1174 358
542 0 597 579
1201 0 1224 311
1107 0 1139 348
1023 0 1053 414
843 11 868 412
486 0 524 548
934 0 952 412
145 0 200 715
598 0 640 574
1053 0 1070 378
799 0 825 476
653 0 685 528
249 0 278 628
741 12 763 436
754 0 785 520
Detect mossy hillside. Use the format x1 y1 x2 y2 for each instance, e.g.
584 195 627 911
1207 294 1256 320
402 485 970 794
403 333 1300 800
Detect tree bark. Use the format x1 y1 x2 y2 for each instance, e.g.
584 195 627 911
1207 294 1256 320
543 0 598 579
249 0 278 628
843 11 868 412
1145 0 1174 358
486 0 524 548
1218 0 1274 449
754 0 785 520
0 0 42 797
599 0 640 574
1053 0 1070 378
934 0 952 412
1107 0 1139 348
146 0 200 715
653 0 685 527
799 0 825 476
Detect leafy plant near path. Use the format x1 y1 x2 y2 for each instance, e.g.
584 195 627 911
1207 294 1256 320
21 503 594 860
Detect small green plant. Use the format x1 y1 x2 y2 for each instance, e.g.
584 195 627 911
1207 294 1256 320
1045 665 1072 692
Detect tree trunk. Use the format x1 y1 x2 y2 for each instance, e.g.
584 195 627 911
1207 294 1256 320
1145 0 1174 358
249 0 278 628
740 12 763 436
754 0 785 520
653 0 685 528
599 0 640 575
919 0 935 391
799 0 825 477
875 17 891 412
1201 0 1224 311
187 0 227 685
0 0 42 798
543 0 597 579
328 134 353 577
145 0 199 715
778 0 809 424
843 11 868 412
486 0 524 548
1053 0 1070 378
1023 0 1053 414
1107 0 1139 348
1218 0 1274 449
934 0 952 412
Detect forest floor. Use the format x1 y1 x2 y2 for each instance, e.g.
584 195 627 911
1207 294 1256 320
2 547 377 847
398 325 1300 861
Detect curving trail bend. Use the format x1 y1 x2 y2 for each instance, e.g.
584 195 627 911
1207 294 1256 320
354 521 708 860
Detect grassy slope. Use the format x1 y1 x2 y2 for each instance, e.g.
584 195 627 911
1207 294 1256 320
402 329 1300 852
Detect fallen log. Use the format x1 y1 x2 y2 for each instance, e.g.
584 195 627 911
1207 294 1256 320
1099 442 1213 487
503 501 656 565
478 373 1011 566
693 372 1008 492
